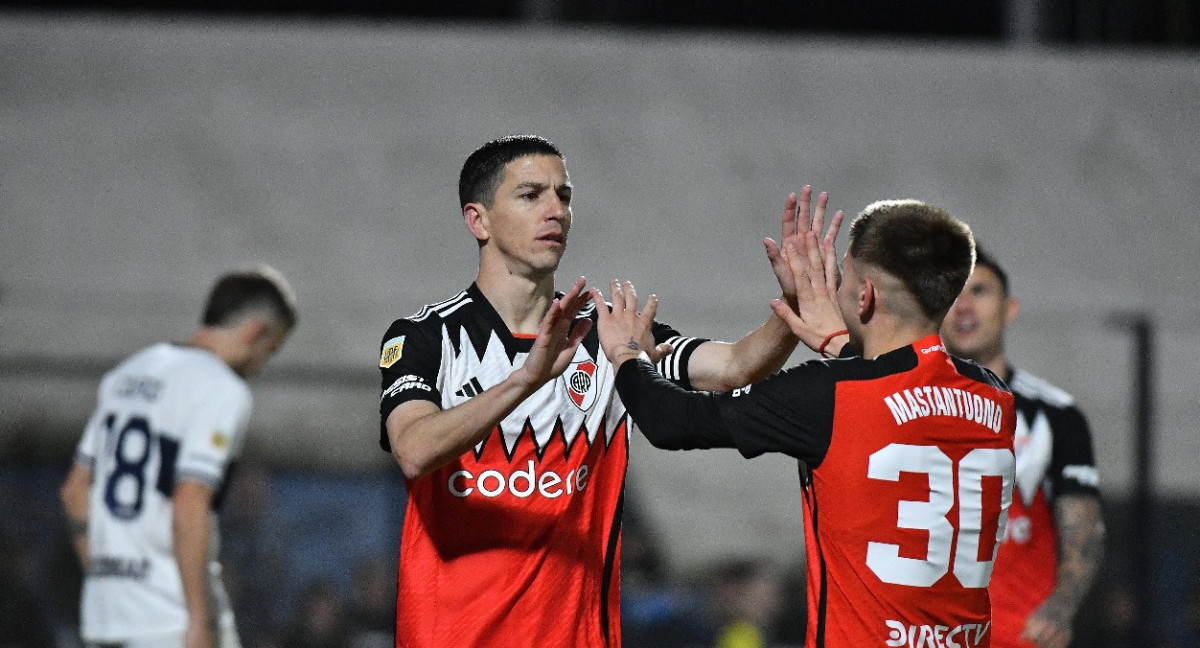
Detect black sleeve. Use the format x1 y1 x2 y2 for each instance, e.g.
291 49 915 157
716 361 837 465
615 359 737 450
378 317 443 452
615 357 838 466
649 319 709 390
1047 404 1101 498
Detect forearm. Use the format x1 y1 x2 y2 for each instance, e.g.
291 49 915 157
60 464 92 567
1046 494 1106 615
388 370 541 480
690 314 799 392
615 358 735 450
173 482 213 629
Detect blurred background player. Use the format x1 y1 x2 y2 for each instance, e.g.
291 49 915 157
377 134 832 647
941 247 1105 648
592 200 1017 648
60 266 298 648
710 558 783 648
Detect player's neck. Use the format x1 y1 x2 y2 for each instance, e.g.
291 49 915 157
474 269 557 336
978 351 1009 381
860 320 940 359
188 326 249 373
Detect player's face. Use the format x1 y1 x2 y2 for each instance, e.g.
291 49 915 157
480 154 573 278
235 323 291 378
941 266 1014 364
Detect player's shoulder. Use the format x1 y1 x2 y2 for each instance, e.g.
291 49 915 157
1007 367 1076 408
386 287 476 332
948 356 1009 393
104 343 248 403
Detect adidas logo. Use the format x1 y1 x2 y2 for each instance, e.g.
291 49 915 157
454 377 485 398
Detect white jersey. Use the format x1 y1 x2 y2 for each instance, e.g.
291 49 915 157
75 342 251 642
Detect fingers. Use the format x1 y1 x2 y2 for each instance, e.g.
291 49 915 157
608 279 626 313
809 190 829 236
566 317 592 348
770 298 806 336
822 209 844 248
641 291 659 325
795 185 811 235
763 237 782 265
782 190 800 239
785 239 813 301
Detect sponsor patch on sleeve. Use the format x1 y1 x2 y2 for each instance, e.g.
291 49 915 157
380 336 406 368
210 431 229 449
382 375 434 401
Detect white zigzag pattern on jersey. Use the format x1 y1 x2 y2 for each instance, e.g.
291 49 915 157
444 326 622 457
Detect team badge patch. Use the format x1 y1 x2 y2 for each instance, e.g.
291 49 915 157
210 432 229 449
380 336 405 368
564 358 598 411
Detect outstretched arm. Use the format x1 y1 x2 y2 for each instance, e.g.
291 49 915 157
386 278 593 480
1020 493 1106 648
687 190 845 391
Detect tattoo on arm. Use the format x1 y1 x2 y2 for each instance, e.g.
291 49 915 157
1042 494 1105 623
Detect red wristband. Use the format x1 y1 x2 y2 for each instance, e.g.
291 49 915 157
818 329 849 358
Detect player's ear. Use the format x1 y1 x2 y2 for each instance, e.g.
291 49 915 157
1004 296 1020 326
240 318 270 346
859 278 876 321
463 203 489 243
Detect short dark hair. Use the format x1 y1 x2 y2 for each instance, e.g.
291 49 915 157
848 199 975 320
202 265 298 330
458 135 563 208
971 246 1010 296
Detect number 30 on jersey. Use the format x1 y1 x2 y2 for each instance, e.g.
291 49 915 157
866 444 1014 588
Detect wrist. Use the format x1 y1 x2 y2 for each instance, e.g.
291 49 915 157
610 350 644 370
818 329 849 358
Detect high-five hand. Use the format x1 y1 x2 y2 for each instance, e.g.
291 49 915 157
590 280 673 370
514 277 594 391
770 225 849 357
764 185 843 309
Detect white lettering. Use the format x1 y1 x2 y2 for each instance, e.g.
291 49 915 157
884 387 1006 433
449 470 473 496
509 461 535 498
884 620 989 648
931 387 949 416
885 394 913 425
477 470 505 497
538 471 563 498
449 462 591 499
945 625 962 648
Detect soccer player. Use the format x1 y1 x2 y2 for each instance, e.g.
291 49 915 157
59 266 297 648
377 134 833 647
593 200 1018 648
941 248 1105 648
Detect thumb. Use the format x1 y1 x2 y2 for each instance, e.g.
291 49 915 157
770 298 805 331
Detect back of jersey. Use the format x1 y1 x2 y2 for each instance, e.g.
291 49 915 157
804 340 1016 648
76 343 251 642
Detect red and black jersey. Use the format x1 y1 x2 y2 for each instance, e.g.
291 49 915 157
378 283 704 648
616 334 1016 648
988 368 1100 648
